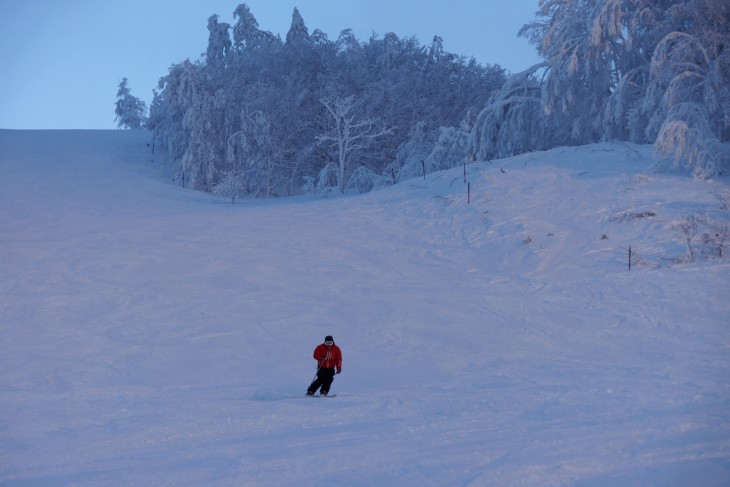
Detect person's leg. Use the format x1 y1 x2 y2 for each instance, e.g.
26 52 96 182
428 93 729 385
319 368 336 395
307 372 323 395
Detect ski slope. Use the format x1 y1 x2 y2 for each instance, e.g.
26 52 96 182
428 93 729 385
1 129 729 486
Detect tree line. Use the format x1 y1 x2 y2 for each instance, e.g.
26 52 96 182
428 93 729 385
468 0 729 179
139 5 505 196
116 1 730 198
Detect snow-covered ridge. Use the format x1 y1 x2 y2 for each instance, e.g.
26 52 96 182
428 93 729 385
1 130 729 486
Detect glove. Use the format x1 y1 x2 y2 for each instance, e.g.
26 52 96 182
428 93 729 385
336 370 341 375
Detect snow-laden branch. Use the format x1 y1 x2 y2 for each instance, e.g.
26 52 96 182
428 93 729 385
316 95 393 193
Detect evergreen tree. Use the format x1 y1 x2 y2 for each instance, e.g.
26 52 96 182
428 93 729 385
286 7 310 46
206 14 232 67
232 3 278 51
232 3 260 51
114 78 147 129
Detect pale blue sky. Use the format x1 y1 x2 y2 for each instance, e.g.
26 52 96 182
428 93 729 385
0 0 542 129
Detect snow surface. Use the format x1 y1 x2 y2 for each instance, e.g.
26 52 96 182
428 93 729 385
1 129 729 486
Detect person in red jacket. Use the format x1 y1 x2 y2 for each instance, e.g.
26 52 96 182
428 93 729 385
306 335 342 396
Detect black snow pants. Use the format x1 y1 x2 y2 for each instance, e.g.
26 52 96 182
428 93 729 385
307 368 335 395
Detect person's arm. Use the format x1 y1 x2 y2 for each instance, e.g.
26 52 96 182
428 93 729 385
313 345 325 365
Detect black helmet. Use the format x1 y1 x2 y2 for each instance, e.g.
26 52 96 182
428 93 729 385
324 335 334 343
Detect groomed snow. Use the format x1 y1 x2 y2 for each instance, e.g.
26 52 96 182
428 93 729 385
1 130 729 486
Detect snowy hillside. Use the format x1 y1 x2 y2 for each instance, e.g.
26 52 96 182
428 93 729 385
1 130 729 486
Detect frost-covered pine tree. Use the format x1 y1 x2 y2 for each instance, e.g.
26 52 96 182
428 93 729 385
179 73 226 191
232 3 278 51
232 4 260 51
147 60 199 172
114 78 147 129
206 14 232 67
182 101 218 191
286 7 310 46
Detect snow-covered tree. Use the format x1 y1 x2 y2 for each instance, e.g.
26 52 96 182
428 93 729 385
467 63 547 161
518 0 654 146
232 4 259 51
303 161 340 198
231 107 277 197
426 125 471 173
232 3 278 51
206 14 231 66
178 74 226 191
646 24 730 178
285 7 310 46
317 95 392 194
519 0 591 145
703 216 729 258
336 28 361 55
181 99 219 190
213 170 247 203
394 121 434 181
345 166 381 195
114 78 147 129
149 5 505 196
147 60 199 171
652 103 717 177
494 0 730 177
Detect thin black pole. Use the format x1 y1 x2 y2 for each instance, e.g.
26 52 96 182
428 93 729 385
628 246 632 271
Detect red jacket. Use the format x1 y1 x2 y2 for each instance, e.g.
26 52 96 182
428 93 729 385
313 343 342 372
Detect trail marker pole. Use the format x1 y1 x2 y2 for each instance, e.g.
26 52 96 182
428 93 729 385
628 245 632 271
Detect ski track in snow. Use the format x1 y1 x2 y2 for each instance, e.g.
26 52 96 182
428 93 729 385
1 130 729 486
